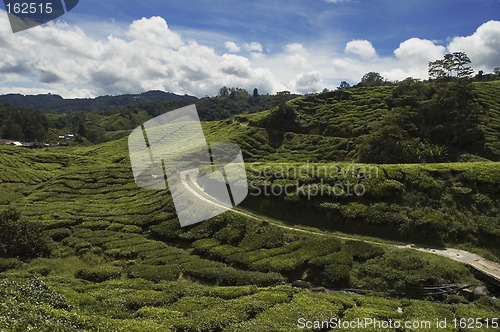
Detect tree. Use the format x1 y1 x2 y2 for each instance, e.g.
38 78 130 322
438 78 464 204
0 209 49 259
253 88 259 97
494 67 500 76
428 59 447 79
77 123 87 137
3 121 23 140
272 91 291 109
452 52 474 78
229 87 249 99
428 52 473 79
359 72 385 87
218 86 229 97
338 81 351 90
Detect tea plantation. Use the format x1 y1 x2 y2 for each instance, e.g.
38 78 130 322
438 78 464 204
0 139 499 330
1 81 499 330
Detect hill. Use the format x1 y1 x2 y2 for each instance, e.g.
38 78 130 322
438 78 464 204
0 89 277 144
0 81 499 330
202 80 500 163
0 91 198 113
0 138 499 330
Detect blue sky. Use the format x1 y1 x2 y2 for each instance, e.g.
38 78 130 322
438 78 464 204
0 0 499 97
65 0 500 54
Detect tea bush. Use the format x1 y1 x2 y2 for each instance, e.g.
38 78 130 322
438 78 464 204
76 266 122 282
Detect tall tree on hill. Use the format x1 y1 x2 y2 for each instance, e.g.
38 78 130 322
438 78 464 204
218 86 229 97
272 91 291 110
338 81 351 90
358 72 385 87
428 52 474 79
452 52 474 78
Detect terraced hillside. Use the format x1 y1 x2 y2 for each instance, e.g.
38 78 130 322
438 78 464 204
0 140 499 330
475 81 500 158
243 162 500 260
200 81 500 163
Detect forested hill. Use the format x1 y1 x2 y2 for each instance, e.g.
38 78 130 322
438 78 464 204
1 80 499 163
214 79 500 163
0 91 198 113
0 88 277 143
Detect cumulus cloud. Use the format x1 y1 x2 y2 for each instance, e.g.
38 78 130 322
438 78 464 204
0 14 279 97
394 38 446 64
0 12 498 98
243 42 263 53
345 40 377 59
224 41 241 53
290 71 323 94
283 43 310 70
448 20 500 72
128 16 183 49
221 54 252 78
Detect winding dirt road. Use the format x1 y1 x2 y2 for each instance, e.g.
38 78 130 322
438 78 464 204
182 172 500 286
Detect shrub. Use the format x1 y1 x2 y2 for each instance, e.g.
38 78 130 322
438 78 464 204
127 264 180 282
105 248 139 260
179 217 227 240
44 228 72 242
240 226 285 250
80 220 111 230
0 257 23 272
323 263 351 288
182 260 284 286
214 220 246 245
106 223 142 233
192 238 220 255
0 278 70 309
366 179 405 199
0 209 49 259
149 220 182 240
76 266 122 282
345 241 385 262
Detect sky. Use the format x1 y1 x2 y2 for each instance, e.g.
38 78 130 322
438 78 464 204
0 0 499 98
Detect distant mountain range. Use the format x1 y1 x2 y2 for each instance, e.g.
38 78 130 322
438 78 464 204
0 91 198 112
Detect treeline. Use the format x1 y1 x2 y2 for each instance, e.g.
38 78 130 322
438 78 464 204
346 53 499 90
0 105 49 142
0 91 197 113
0 88 275 144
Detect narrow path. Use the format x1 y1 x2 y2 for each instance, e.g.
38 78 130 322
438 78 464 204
183 174 500 286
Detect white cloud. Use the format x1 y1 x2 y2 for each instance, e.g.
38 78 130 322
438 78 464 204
224 41 241 53
221 54 252 78
448 20 500 72
0 14 279 97
286 43 306 53
345 40 377 59
390 38 447 79
0 12 498 98
290 71 324 94
128 16 183 49
324 0 351 3
283 43 310 70
243 42 263 53
394 38 446 65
